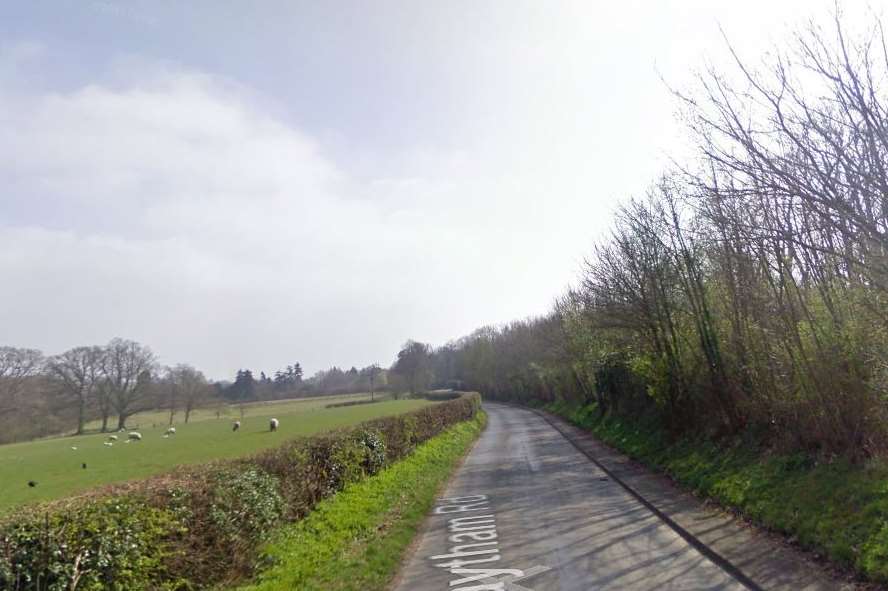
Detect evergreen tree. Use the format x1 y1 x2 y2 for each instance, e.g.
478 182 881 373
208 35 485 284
229 369 256 401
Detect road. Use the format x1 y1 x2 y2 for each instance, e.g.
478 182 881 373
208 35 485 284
394 403 750 591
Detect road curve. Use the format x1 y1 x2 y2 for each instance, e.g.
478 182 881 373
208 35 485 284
393 403 748 591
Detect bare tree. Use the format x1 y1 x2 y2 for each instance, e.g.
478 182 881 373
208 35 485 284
161 367 178 426
102 338 156 430
166 364 211 424
94 373 114 433
47 346 104 435
0 346 44 414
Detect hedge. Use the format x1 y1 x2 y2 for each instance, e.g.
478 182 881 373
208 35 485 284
420 390 461 402
0 393 481 591
324 398 385 409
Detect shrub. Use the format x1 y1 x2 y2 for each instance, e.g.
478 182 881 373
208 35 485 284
0 497 181 591
208 468 284 551
357 429 386 475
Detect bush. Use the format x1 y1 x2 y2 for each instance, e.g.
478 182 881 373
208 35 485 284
208 468 284 552
0 497 181 591
357 429 386 475
0 393 481 591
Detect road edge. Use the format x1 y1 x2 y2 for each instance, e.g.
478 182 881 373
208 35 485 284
385 409 489 591
528 406 763 591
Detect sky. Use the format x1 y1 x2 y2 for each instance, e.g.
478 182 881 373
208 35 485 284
0 0 870 379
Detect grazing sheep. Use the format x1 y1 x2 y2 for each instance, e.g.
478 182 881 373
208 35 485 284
107 435 118 442
27 480 37 488
165 427 176 435
103 441 113 447
128 431 142 441
232 421 241 432
269 418 279 432
70 446 77 450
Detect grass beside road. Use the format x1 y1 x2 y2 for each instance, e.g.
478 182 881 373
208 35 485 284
233 411 486 591
0 398 433 514
546 401 888 585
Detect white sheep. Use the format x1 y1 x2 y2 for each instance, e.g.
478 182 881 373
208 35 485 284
103 441 113 447
232 420 241 432
107 435 118 442
128 431 142 441
269 418 279 432
165 427 176 435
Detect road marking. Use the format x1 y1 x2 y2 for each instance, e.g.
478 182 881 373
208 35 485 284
428 494 551 590
471 564 553 591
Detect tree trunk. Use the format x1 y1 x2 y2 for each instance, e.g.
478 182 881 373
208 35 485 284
185 407 191 423
76 397 86 435
100 413 109 433
116 413 128 431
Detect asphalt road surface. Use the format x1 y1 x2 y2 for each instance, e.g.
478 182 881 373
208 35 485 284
394 403 749 591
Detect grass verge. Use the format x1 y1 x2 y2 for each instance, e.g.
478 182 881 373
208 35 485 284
231 410 486 591
545 401 888 585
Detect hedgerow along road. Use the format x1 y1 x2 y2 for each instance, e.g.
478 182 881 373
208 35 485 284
394 404 849 591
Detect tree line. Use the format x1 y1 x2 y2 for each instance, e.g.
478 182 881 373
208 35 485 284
0 339 212 443
220 362 387 401
0 341 399 444
416 12 888 458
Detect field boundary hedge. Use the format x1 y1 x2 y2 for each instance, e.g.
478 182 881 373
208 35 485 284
0 393 481 591
325 398 385 409
236 411 486 591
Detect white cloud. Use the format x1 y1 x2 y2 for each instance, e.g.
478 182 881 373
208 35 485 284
0 61 579 378
0 0 859 378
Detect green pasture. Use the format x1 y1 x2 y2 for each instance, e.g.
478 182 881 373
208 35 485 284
0 398 432 514
81 392 389 432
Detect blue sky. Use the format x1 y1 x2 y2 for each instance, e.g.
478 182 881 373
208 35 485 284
0 0 862 378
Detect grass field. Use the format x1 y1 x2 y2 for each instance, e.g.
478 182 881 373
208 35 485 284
81 392 390 432
0 397 432 515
